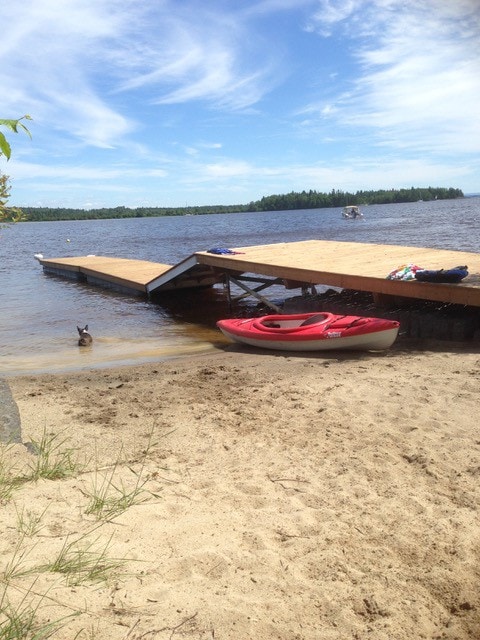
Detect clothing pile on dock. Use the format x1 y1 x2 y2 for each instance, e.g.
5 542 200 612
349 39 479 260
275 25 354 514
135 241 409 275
386 264 468 283
386 264 424 280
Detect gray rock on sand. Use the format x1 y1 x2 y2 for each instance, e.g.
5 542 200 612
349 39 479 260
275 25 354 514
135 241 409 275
0 379 22 444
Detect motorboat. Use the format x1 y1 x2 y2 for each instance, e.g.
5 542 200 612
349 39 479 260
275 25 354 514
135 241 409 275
342 205 364 220
217 312 400 351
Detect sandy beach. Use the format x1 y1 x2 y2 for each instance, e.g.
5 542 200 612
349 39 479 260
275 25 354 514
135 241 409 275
1 340 480 639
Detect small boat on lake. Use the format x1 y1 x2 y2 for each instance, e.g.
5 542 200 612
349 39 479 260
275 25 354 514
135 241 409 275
217 312 400 352
342 205 364 220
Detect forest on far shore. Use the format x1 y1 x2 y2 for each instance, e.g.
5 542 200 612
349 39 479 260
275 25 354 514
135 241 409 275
19 186 464 222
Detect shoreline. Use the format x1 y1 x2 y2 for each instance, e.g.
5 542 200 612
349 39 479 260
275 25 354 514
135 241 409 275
2 344 480 639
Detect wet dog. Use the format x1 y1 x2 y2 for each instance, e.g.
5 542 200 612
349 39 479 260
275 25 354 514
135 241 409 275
77 325 93 346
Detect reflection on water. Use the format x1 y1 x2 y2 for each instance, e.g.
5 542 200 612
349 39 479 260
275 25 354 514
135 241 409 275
0 276 242 376
1 198 479 375
1 285 234 376
2 337 225 376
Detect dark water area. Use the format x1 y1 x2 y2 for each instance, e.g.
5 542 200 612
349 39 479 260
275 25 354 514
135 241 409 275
1 198 479 375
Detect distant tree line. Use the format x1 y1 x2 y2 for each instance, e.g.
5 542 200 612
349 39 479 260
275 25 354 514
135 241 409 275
19 203 248 221
251 186 464 211
19 186 464 222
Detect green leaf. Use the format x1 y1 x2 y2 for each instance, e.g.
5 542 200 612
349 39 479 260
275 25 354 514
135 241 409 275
18 122 33 138
0 131 12 159
0 115 33 138
0 118 20 131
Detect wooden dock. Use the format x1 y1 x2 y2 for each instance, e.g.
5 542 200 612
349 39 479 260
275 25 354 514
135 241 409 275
36 255 173 294
38 240 480 308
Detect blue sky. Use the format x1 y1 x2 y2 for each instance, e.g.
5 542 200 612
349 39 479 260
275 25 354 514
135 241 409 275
1 0 479 209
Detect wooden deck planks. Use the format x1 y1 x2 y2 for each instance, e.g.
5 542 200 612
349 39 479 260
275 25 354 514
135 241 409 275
197 240 476 276
194 240 480 307
40 256 172 292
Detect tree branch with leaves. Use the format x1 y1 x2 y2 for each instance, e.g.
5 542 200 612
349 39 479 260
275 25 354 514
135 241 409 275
0 115 32 224
0 115 32 159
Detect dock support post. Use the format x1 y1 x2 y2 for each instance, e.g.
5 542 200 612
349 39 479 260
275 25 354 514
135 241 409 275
225 274 233 310
227 275 283 313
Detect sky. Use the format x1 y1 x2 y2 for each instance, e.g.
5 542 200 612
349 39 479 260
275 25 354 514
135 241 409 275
1 0 479 209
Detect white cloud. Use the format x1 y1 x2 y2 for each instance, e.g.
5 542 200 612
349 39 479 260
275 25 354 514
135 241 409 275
113 6 281 110
8 159 166 181
202 160 254 179
306 0 480 154
305 0 363 36
9 150 477 208
0 0 137 147
0 0 281 151
200 143 223 150
183 153 472 192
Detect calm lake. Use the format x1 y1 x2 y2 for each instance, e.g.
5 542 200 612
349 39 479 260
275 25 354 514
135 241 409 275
1 198 479 375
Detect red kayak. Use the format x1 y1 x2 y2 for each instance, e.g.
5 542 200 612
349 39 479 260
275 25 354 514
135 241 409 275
217 312 400 351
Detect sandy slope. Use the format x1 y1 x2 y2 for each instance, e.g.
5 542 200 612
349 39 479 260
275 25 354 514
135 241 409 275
1 341 480 639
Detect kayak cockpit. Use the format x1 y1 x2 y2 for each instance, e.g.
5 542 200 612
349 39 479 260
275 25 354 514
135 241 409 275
253 313 333 332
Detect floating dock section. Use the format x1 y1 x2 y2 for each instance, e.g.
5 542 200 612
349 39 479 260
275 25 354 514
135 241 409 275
38 240 480 308
37 255 221 296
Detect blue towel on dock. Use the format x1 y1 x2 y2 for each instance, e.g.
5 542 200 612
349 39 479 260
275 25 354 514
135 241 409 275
207 247 244 255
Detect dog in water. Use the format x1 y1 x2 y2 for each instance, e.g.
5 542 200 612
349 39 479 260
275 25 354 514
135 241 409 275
77 325 93 346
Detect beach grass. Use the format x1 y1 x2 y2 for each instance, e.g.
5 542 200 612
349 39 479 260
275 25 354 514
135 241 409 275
84 429 158 521
14 505 49 537
0 430 152 638
0 594 69 640
26 428 82 482
0 446 23 504
1 428 83 504
35 533 126 586
0 467 18 504
84 462 150 521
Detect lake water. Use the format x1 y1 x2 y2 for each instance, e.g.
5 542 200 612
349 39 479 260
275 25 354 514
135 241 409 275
1 198 479 375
